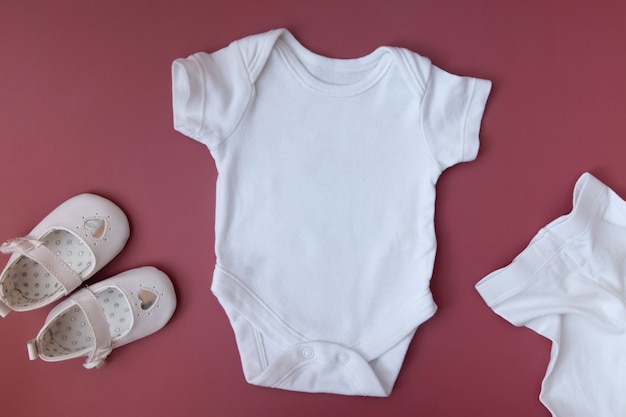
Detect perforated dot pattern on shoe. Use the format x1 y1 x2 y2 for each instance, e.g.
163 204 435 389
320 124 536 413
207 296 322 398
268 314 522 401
132 284 162 318
39 287 132 359
0 230 94 309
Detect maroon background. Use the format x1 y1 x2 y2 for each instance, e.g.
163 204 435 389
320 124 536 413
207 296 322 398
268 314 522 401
1 1 625 416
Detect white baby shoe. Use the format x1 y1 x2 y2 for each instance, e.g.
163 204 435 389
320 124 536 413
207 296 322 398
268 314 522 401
27 266 176 369
0 193 130 317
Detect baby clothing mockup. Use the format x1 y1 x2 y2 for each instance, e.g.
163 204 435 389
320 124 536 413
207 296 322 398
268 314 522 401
172 28 491 396
477 173 626 417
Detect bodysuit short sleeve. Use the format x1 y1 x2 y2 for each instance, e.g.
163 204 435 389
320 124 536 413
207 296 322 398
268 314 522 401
172 41 253 148
422 66 491 170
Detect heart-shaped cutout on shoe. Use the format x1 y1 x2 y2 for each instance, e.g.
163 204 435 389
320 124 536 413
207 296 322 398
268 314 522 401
84 218 106 238
138 289 157 310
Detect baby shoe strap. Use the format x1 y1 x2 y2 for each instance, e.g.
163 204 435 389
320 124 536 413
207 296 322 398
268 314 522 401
26 339 38 360
0 300 11 317
0 237 83 294
69 288 113 369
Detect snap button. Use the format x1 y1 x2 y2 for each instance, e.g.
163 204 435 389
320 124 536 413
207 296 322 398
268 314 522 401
337 352 350 364
302 347 315 359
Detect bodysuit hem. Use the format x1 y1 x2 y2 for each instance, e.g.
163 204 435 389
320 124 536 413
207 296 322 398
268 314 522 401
211 264 436 395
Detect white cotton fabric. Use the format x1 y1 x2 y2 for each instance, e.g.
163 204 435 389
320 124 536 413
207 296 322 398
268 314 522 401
172 28 491 396
477 173 626 416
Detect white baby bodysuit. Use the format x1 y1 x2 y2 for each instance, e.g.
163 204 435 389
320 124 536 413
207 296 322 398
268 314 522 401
477 173 626 416
172 28 491 396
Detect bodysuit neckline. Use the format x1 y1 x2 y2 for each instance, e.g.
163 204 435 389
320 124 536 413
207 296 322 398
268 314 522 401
275 29 394 97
